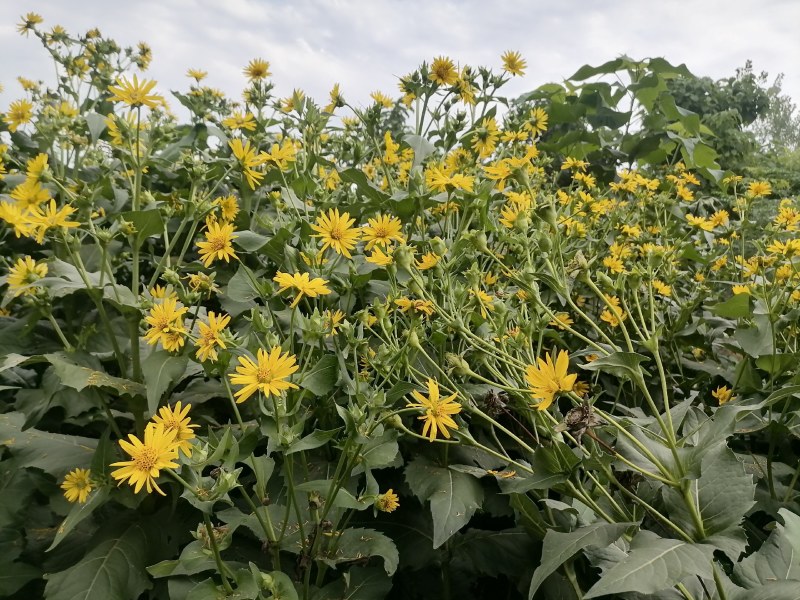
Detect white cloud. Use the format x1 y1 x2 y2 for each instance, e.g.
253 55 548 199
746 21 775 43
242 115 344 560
1 0 798 116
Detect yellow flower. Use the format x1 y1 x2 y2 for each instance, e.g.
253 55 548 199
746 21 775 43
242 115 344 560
603 255 626 274
4 99 34 132
26 153 49 181
472 117 499 158
144 297 188 352
395 297 435 317
406 378 462 441
747 181 771 198
370 91 393 109
600 295 627 328
229 346 299 403
10 178 51 209
362 214 404 250
263 139 298 171
213 195 240 222
107 75 164 109
526 107 549 137
0 201 36 238
150 401 199 457
311 208 361 258
561 157 588 171
429 56 459 86
501 50 526 76
324 83 345 113
525 350 577 411
323 309 345 335
6 255 47 297
186 68 207 82
416 252 441 270
732 284 751 295
17 12 43 35
470 289 495 319
110 423 179 495
229 138 267 190
61 468 93 503
652 279 672 297
375 489 400 513
366 246 394 267
196 312 231 362
711 386 734 405
243 58 271 80
686 214 714 232
196 218 238 267
273 271 332 307
222 111 256 131
28 200 80 243
549 312 574 330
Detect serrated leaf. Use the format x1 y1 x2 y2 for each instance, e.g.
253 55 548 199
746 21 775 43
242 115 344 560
405 457 484 549
733 511 800 588
142 350 188 415
45 352 146 397
529 522 631 598
44 522 150 600
319 527 399 576
583 532 714 598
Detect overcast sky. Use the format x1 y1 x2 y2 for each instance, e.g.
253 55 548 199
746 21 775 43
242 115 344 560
1 1 799 118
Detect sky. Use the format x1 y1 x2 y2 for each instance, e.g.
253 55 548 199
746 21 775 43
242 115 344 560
1 1 799 117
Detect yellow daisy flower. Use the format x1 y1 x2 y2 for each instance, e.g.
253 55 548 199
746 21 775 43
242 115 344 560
406 378 462 441
273 271 332 308
150 401 199 457
310 208 361 258
196 218 238 267
525 350 577 411
61 468 93 503
195 311 231 362
110 423 179 495
229 346 299 403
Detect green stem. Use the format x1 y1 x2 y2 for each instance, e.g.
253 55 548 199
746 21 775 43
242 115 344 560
203 513 234 594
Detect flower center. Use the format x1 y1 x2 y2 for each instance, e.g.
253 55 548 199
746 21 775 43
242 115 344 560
209 235 227 251
134 447 158 471
257 366 272 383
329 225 344 241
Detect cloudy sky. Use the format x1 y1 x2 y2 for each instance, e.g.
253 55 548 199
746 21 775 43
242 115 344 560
1 1 798 115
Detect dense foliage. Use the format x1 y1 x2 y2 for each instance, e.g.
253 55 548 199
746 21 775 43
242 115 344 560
2 13 800 600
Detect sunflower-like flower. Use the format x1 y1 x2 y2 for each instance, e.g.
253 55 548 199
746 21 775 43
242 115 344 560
107 75 164 109
229 346 299 403
525 350 577 411
375 489 400 513
196 218 238 267
150 401 199 457
195 311 231 362
6 256 47 297
311 208 361 258
501 50 527 76
273 271 332 307
229 138 267 190
28 199 80 243
110 423 179 495
406 378 462 441
362 214 405 250
144 297 188 352
61 468 93 503
243 58 271 81
429 56 458 86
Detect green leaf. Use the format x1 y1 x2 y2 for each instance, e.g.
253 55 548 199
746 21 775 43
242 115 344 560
339 168 389 203
45 352 146 397
404 134 435 167
451 528 537 579
120 209 164 240
44 522 151 600
528 522 631 598
84 112 106 143
250 455 275 502
142 350 188 415
300 354 338 396
735 314 774 358
319 528 399 576
580 352 649 385
147 541 217 578
405 457 484 549
733 509 800 588
0 412 97 475
226 265 259 303
712 294 752 319
0 353 31 373
285 428 341 454
583 532 715 598
47 487 111 551
733 582 800 600
233 230 269 252
0 562 40 596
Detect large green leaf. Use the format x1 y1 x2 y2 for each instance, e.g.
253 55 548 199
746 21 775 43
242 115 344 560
0 561 40 596
528 522 631 598
44 522 151 600
583 531 715 598
142 350 188 415
405 457 484 549
733 509 800 588
580 352 649 385
299 354 338 396
45 352 146 397
0 412 97 475
319 528 399 576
